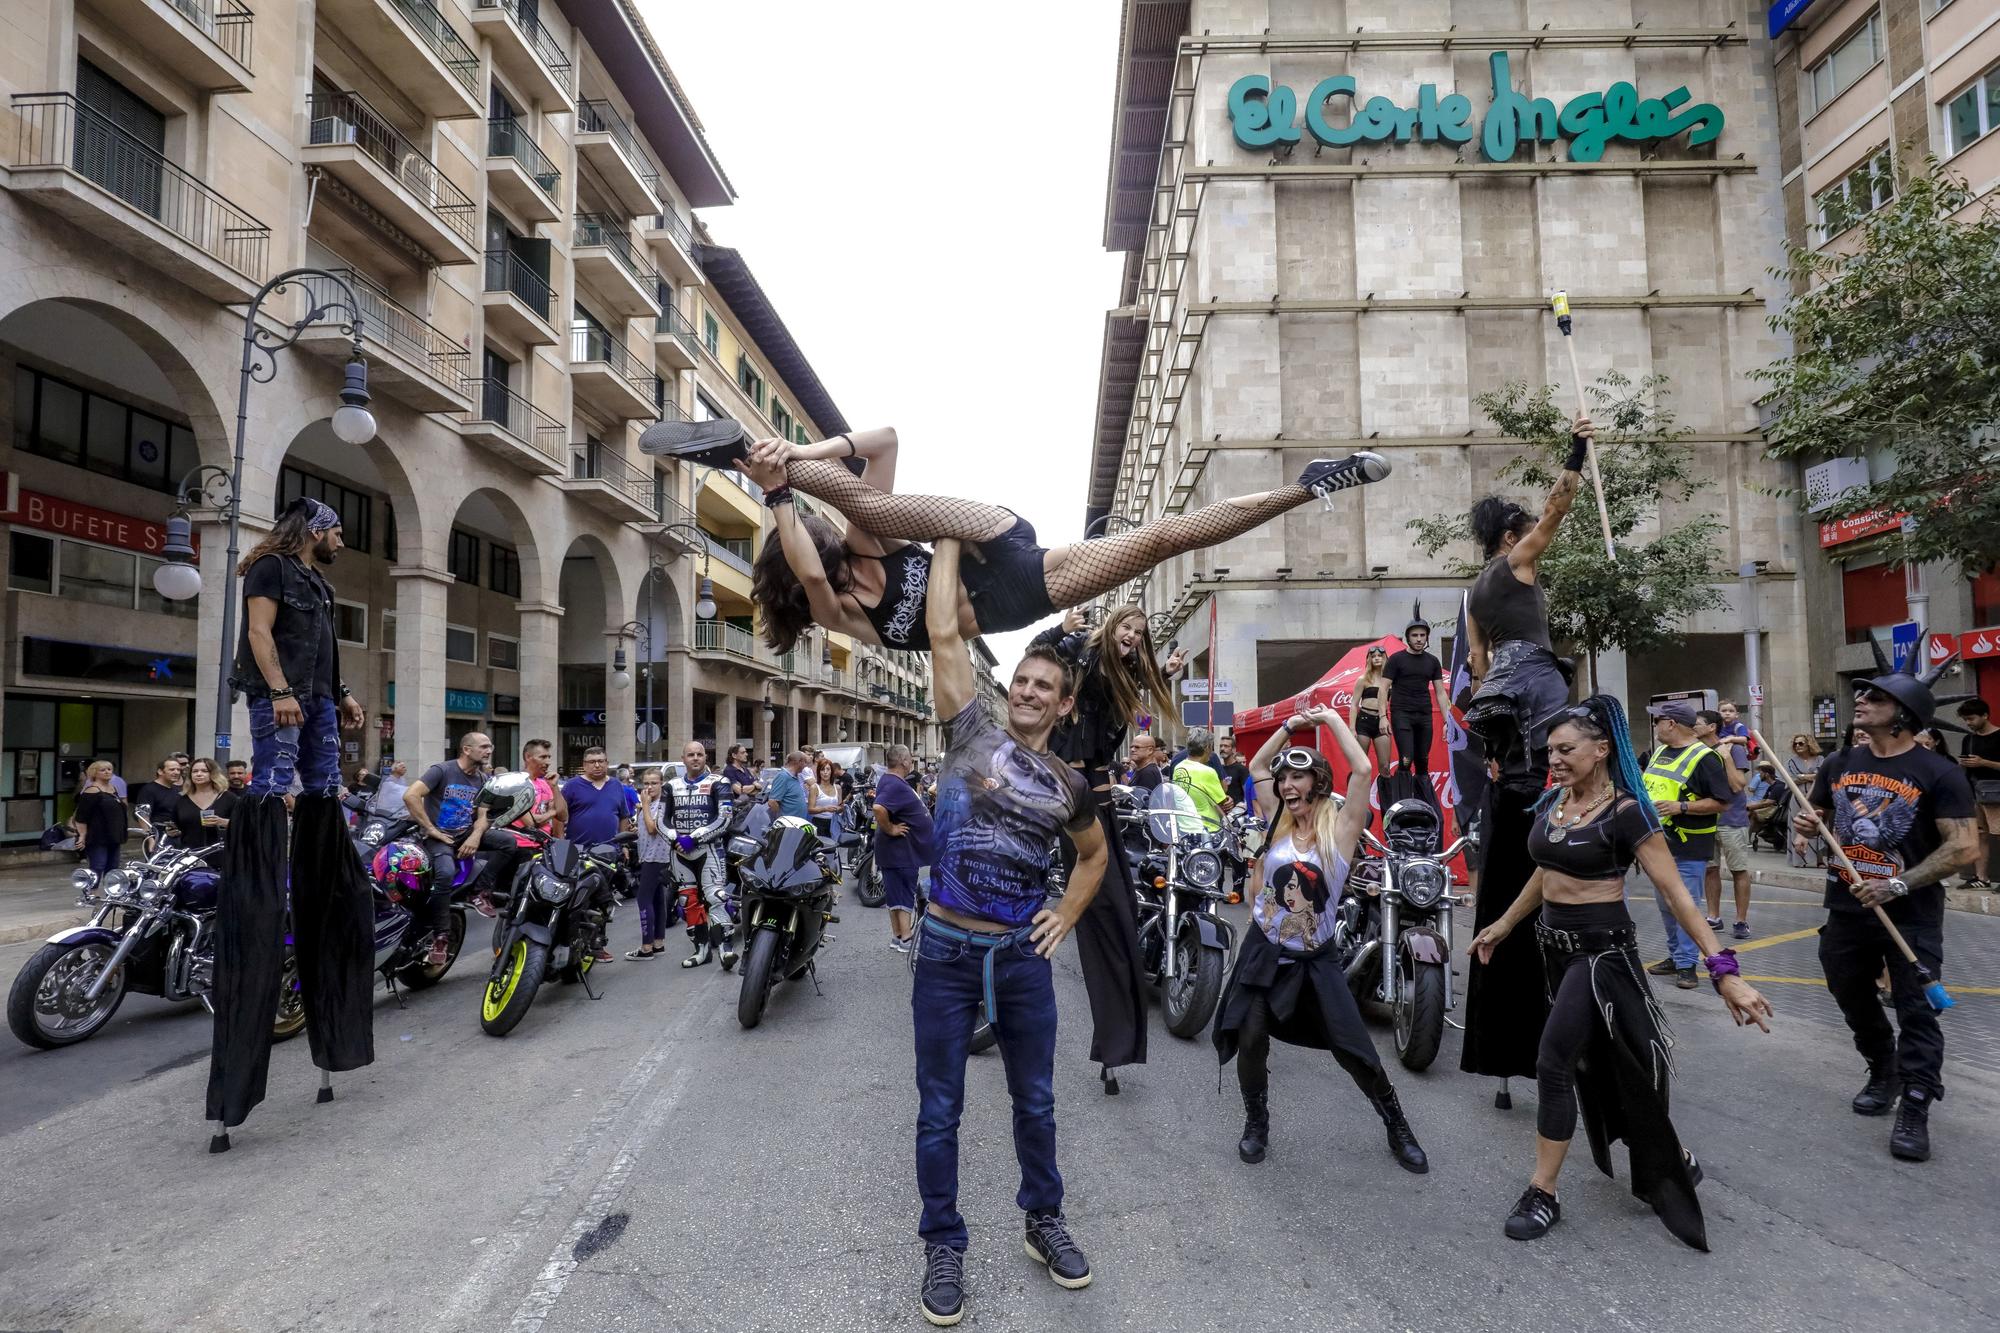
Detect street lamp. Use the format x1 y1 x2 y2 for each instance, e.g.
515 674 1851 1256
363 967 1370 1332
649 522 716 621
151 268 370 768
1085 512 1136 539
611 619 655 758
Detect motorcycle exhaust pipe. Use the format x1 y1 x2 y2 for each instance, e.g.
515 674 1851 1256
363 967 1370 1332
1344 938 1379 981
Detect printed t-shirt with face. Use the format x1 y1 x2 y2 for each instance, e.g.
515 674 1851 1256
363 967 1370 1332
419 761 484 836
1253 835 1352 951
931 698 1094 929
1383 648 1442 715
1810 744 1973 926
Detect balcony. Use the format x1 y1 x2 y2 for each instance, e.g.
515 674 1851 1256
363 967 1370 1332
652 303 699 370
88 0 253 93
574 99 661 216
314 0 482 120
561 441 659 524
457 376 565 475
642 207 702 286
571 213 658 317
569 324 658 422
8 93 270 301
471 0 575 114
484 118 561 223
633 489 700 549
481 249 559 345
693 619 776 672
303 92 479 265
294 267 470 412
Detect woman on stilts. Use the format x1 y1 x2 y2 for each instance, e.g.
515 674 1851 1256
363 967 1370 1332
1213 705 1428 1175
638 422 1388 652
1468 695 1772 1247
1032 605 1187 1094
1458 414 1595 1103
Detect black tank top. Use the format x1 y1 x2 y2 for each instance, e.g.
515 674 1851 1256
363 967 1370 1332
1469 554 1551 651
860 543 934 650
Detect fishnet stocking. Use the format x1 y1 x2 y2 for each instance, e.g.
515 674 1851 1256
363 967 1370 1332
784 460 1015 542
1043 487 1310 607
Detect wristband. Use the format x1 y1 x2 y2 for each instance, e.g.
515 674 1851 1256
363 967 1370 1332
764 485 794 508
1704 947 1740 991
269 686 295 701
1564 434 1590 473
835 433 856 458
339 685 353 699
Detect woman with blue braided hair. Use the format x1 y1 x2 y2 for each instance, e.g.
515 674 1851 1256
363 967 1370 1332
1469 695 1772 1250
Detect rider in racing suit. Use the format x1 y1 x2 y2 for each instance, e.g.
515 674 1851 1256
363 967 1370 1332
668 741 733 969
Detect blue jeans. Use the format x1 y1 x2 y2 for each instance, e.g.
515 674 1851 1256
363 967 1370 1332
1656 858 1708 969
912 915 1062 1249
246 694 342 798
86 842 120 874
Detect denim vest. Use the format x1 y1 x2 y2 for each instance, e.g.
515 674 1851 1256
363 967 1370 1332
233 555 339 702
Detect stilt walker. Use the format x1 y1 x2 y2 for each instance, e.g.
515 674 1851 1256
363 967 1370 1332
206 499 375 1150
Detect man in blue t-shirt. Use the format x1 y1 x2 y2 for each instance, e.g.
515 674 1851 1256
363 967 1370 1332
404 731 493 965
764 752 810 820
872 744 934 953
909 539 1108 1327
561 746 635 844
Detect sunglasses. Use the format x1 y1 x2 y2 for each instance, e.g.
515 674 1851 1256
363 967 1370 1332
1275 748 1322 772
1853 687 1892 704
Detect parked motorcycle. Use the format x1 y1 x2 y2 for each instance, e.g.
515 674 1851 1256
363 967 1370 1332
842 785 886 907
1338 798 1473 1071
733 815 839 1029
7 845 304 1050
1130 782 1235 1038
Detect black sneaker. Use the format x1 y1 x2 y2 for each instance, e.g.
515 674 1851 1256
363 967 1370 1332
1646 957 1678 976
920 1243 965 1326
1852 1063 1901 1116
1023 1210 1092 1289
1297 452 1390 507
1675 967 1700 990
637 417 750 468
1504 1185 1561 1240
1890 1088 1932 1162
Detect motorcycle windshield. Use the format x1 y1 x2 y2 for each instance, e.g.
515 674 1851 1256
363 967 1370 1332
745 819 827 894
1147 781 1221 844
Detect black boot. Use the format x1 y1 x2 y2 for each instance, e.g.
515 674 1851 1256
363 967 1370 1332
1370 1087 1430 1174
1852 1062 1901 1116
1889 1087 1933 1162
1238 1088 1269 1164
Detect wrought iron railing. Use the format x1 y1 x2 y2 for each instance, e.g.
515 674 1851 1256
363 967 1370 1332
307 91 476 247
11 92 270 281
647 206 697 259
298 266 467 388
485 117 560 204
461 376 564 464
386 0 480 98
575 98 660 187
166 0 255 69
694 620 760 660
567 440 655 511
476 0 575 97
652 379 686 421
706 540 752 576
573 212 658 296
569 322 651 389
655 303 700 357
483 248 552 319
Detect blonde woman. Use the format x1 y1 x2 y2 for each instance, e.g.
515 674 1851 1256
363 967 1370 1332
71 760 127 875
169 757 238 850
1350 645 1391 772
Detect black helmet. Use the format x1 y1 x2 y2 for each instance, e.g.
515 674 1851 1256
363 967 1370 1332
1858 639 1974 733
1405 598 1431 638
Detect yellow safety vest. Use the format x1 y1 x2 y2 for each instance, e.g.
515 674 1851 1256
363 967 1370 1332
1643 742 1718 844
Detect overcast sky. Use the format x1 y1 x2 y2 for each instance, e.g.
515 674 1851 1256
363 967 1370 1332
645 0 1129 670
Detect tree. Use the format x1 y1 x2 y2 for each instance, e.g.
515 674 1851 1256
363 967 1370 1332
1757 162 2000 576
1408 373 1729 687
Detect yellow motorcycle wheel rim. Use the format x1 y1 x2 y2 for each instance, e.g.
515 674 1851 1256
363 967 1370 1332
483 940 528 1022
577 950 593 976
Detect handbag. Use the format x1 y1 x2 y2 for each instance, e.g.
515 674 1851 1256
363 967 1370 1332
1974 779 2000 805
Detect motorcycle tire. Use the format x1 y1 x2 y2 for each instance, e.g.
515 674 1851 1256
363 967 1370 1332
397 913 466 991
7 939 129 1049
853 852 885 908
969 1022 999 1055
481 938 549 1037
1163 940 1226 1040
737 928 781 1029
1394 956 1447 1072
271 952 308 1043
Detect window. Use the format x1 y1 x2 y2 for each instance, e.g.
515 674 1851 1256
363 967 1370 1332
736 355 765 409
702 311 720 356
449 528 481 583
1815 148 1894 239
6 530 194 618
446 624 479 663
490 543 521 598
279 465 374 554
13 365 195 496
333 600 368 646
1944 63 2000 156
794 424 809 446
381 609 397 653
1806 13 1884 115
383 501 399 563
695 390 725 422
488 634 520 671
8 531 52 593
771 399 793 437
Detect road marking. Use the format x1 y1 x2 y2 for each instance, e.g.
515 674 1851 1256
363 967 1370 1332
1723 927 1821 954
1739 973 2000 997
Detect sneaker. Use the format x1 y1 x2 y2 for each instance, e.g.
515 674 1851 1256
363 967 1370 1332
1023 1211 1092 1290
889 935 913 953
471 892 498 919
920 1243 965 1326
1889 1088 1932 1162
426 932 451 968
1675 967 1700 990
1297 452 1390 507
1852 1063 1901 1116
637 417 750 468
593 947 614 963
1646 957 1678 976
1703 915 1724 931
1731 921 1751 940
1504 1185 1561 1240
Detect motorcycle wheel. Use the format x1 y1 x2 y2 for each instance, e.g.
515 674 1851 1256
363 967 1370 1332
1163 939 1226 1039
1393 956 1447 1072
481 938 549 1037
397 913 466 991
969 1022 999 1055
271 953 307 1043
559 942 596 985
7 940 128 1049
852 852 885 908
737 928 781 1029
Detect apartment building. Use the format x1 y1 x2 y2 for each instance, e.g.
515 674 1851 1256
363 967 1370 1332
0 0 928 842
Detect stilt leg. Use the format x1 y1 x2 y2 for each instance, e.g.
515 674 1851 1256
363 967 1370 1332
317 1069 334 1104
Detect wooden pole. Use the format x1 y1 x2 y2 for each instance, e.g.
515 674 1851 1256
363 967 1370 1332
1552 292 1617 560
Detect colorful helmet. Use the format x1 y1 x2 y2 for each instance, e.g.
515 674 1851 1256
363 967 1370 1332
371 840 429 895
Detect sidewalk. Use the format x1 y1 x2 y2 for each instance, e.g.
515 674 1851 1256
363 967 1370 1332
0 860 89 945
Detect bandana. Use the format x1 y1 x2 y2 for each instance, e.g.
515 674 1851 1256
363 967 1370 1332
302 498 340 533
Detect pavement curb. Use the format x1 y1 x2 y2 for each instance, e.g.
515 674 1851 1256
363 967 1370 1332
0 912 86 946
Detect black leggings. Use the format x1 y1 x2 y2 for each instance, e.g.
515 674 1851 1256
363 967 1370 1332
1535 900 1634 1142
1392 713 1433 776
1236 988 1392 1103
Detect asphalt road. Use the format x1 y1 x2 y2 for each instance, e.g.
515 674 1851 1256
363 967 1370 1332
0 880 1995 1332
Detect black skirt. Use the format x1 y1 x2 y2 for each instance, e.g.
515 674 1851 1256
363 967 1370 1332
1459 782 1549 1078
962 514 1057 632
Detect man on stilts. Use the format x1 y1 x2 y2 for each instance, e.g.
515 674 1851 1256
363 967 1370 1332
206 497 376 1150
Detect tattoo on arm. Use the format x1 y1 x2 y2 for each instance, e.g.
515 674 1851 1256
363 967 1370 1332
1900 818 1978 890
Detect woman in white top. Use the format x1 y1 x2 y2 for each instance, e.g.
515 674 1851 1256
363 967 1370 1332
1213 704 1429 1174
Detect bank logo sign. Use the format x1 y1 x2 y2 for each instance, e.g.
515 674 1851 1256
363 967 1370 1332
1227 52 1724 162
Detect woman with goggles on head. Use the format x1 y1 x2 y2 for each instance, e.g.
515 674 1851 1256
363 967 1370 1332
1468 696 1772 1250
1212 704 1429 1175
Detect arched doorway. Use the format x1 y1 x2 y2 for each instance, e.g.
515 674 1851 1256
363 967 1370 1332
434 488 547 769
555 534 629 771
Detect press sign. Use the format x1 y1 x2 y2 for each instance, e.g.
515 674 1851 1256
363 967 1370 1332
1228 52 1724 163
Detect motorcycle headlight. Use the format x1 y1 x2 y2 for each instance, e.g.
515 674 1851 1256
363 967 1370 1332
728 836 759 858
1183 850 1223 892
71 866 102 899
533 866 573 904
100 869 133 900
1398 859 1448 909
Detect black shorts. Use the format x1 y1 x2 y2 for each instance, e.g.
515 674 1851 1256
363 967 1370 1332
1356 711 1382 740
962 514 1057 634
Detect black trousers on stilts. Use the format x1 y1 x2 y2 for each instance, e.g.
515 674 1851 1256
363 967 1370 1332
291 793 376 1075
205 795 289 1127
1064 803 1148 1071
1459 782 1549 1079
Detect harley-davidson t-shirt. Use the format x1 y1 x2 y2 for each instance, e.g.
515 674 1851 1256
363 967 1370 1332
1809 743 1972 926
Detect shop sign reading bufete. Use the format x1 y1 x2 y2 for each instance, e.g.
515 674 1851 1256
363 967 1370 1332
1228 52 1724 162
